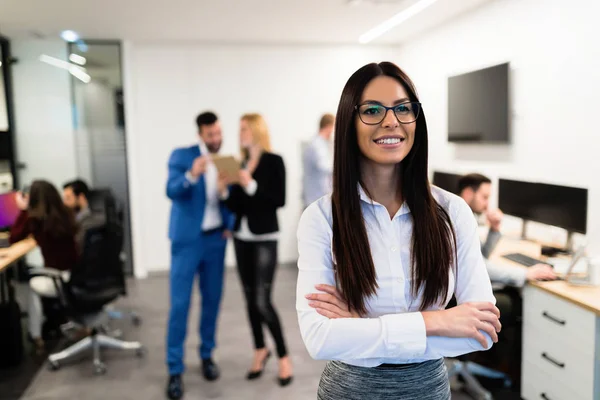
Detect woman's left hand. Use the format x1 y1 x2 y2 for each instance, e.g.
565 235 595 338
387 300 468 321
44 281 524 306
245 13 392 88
305 284 360 319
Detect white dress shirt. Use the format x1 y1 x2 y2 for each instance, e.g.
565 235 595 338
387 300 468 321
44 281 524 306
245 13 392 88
296 185 496 367
302 135 333 207
185 141 222 231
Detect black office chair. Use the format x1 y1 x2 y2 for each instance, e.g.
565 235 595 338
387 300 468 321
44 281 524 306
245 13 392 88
88 189 141 326
31 223 145 374
444 296 511 400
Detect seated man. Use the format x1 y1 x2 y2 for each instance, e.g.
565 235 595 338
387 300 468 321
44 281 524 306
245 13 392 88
62 179 105 251
458 173 557 287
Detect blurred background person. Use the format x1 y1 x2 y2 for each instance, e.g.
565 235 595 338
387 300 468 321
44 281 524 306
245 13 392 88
302 113 335 208
62 179 105 251
164 111 233 400
9 180 78 354
458 173 557 287
219 113 293 386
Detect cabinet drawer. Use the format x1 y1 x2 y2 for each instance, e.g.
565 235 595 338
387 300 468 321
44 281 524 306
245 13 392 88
521 360 588 400
523 286 595 353
522 324 594 399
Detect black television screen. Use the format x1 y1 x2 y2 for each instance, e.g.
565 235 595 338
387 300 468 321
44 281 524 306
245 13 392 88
448 63 509 143
498 179 588 234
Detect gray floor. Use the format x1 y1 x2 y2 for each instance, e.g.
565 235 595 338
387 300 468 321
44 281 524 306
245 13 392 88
19 267 474 400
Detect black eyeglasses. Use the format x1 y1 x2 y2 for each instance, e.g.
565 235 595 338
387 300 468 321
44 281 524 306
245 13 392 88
355 101 421 125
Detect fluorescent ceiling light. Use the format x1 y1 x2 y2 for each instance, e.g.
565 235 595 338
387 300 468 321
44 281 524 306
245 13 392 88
60 30 79 43
69 66 91 83
359 0 439 44
39 54 90 83
69 53 87 66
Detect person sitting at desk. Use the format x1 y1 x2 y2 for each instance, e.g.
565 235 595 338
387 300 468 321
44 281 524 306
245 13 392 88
457 173 557 286
9 180 78 354
62 179 105 251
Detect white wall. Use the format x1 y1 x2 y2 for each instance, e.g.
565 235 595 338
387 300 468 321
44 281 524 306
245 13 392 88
124 43 395 274
395 0 600 252
11 39 77 188
11 39 77 267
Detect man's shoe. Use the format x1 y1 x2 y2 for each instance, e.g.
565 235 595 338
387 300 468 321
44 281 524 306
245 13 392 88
166 374 183 400
202 359 220 381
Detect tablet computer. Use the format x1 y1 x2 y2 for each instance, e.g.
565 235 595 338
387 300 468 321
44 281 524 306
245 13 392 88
211 155 241 183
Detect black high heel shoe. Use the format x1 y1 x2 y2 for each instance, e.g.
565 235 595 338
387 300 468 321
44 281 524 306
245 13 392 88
246 350 272 380
278 375 293 387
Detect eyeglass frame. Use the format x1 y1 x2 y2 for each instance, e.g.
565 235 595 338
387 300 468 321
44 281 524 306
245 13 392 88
354 101 422 125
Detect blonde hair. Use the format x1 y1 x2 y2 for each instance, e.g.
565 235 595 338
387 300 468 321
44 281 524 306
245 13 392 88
240 113 272 158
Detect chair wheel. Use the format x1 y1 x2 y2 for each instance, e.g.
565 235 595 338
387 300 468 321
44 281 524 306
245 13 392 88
135 346 146 357
48 361 60 371
94 362 107 375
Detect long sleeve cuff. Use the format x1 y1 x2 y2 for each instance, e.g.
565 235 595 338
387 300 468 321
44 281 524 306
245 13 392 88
243 179 258 196
219 188 230 200
185 170 199 185
380 312 427 358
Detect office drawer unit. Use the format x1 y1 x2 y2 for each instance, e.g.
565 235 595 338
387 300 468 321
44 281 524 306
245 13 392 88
521 285 599 400
522 360 581 400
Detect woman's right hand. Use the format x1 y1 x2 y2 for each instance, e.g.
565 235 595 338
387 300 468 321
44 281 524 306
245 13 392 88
217 173 230 197
422 302 501 348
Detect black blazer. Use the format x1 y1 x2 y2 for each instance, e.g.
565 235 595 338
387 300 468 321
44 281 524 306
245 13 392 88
225 152 286 235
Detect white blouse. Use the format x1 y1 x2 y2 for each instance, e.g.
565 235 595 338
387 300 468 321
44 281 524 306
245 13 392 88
296 185 496 367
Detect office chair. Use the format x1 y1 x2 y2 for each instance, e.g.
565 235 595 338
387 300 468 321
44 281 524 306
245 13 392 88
88 189 141 327
32 223 144 374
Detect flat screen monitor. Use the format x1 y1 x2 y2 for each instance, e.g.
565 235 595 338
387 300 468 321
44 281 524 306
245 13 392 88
498 179 587 234
432 171 462 194
0 191 20 230
448 63 509 143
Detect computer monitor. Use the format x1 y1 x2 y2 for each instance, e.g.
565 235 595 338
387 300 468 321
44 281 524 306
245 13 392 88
432 171 462 194
0 191 20 231
498 178 588 237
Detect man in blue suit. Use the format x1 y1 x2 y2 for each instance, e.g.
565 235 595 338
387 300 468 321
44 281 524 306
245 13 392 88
165 112 233 400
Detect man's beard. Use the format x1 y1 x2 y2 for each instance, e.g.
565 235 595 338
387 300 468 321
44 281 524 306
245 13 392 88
206 142 222 153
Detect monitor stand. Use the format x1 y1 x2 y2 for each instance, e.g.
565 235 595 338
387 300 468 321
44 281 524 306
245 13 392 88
521 220 528 240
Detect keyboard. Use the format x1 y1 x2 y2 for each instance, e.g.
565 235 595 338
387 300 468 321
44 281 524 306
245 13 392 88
501 252 550 267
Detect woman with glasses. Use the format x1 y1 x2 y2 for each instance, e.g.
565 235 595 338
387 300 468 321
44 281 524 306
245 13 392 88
296 62 500 399
218 113 293 386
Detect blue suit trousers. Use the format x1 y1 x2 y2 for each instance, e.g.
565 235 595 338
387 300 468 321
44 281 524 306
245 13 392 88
166 231 226 375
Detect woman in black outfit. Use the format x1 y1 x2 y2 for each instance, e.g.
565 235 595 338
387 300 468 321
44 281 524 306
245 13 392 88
218 113 292 386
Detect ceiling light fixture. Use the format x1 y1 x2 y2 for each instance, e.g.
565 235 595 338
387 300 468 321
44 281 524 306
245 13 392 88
39 54 90 83
359 0 440 44
69 53 87 66
60 30 80 43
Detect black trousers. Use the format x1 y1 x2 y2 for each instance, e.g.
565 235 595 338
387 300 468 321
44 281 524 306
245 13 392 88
233 239 288 358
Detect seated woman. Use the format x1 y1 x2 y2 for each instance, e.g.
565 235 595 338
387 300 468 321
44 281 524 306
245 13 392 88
10 180 79 353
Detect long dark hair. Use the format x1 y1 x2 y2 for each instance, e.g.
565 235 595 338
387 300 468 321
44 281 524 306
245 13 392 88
27 180 77 238
331 62 456 314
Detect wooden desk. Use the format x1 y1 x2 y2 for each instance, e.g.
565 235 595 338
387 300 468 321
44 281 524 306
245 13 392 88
0 237 37 273
489 236 600 400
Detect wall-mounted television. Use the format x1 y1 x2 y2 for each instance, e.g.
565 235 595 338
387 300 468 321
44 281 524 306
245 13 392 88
448 62 509 143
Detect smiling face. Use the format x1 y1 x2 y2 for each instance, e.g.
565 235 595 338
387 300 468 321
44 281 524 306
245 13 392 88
355 76 416 167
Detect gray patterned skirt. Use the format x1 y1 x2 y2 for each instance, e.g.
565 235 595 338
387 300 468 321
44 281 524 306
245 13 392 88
317 358 450 400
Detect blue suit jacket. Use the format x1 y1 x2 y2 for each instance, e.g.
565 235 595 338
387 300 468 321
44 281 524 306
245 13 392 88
166 145 234 244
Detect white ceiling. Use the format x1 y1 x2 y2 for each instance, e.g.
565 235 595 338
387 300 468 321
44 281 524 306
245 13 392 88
0 0 492 45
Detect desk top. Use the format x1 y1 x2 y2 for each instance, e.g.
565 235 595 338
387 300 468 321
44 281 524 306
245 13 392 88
0 238 37 272
489 235 600 315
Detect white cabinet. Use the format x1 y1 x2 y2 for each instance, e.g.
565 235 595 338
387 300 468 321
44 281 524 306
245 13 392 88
521 285 599 400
